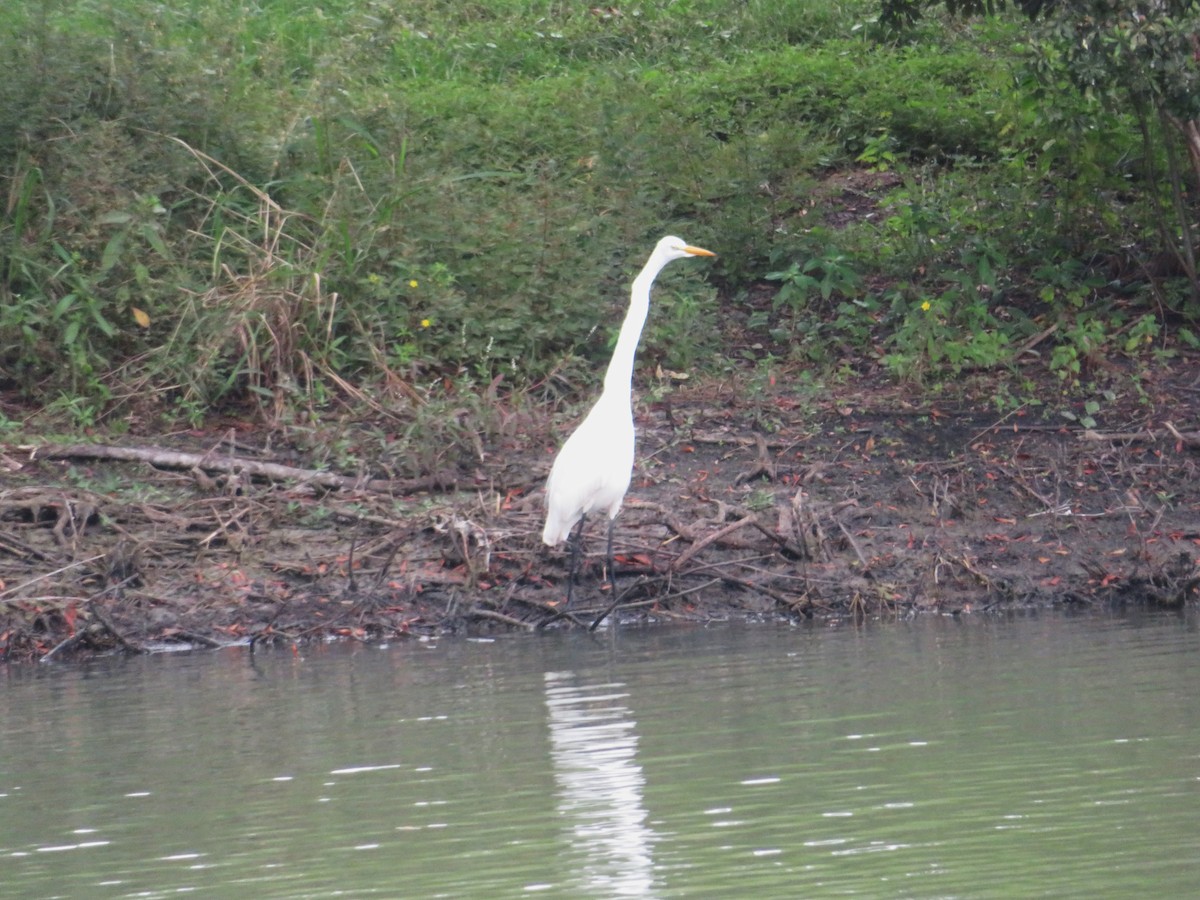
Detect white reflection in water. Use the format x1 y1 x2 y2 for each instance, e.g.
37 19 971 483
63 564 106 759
544 671 658 898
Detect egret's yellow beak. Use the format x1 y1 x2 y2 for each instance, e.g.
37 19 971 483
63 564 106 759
683 245 716 257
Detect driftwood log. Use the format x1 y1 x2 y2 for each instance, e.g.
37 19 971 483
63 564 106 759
1080 422 1200 449
31 443 457 494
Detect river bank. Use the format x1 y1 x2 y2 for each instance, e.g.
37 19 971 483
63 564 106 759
3 357 1198 664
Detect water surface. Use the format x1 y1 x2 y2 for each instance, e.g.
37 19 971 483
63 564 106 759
2 610 1198 897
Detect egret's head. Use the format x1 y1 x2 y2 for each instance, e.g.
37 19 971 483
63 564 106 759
658 235 716 261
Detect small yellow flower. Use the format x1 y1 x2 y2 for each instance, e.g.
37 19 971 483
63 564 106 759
409 279 419 289
920 300 931 312
420 318 431 328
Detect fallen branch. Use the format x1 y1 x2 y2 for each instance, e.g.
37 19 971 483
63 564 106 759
749 518 808 559
0 530 54 562
1080 423 1200 447
1016 322 1058 358
1164 421 1200 449
734 433 778 484
38 629 90 663
0 555 104 603
1080 428 1160 444
670 514 757 572
535 605 591 630
630 500 697 541
587 573 678 630
835 517 872 575
87 579 145 654
469 607 535 630
173 630 226 649
32 443 457 494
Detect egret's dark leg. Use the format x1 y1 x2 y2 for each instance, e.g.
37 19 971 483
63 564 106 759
605 516 618 597
566 514 587 607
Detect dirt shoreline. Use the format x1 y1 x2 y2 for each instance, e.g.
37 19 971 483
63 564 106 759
3 362 1198 664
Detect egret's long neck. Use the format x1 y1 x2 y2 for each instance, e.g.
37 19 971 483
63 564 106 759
602 255 666 398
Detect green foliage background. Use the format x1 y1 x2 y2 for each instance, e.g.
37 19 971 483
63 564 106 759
0 0 1195 429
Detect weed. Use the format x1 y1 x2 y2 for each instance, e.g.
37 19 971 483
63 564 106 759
768 250 862 315
745 489 775 512
0 0 1189 425
765 245 866 364
857 130 898 172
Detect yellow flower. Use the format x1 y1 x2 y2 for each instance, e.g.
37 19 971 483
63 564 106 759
420 318 431 328
920 300 931 312
409 279 419 288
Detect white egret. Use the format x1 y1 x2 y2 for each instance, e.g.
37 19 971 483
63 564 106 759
542 235 716 604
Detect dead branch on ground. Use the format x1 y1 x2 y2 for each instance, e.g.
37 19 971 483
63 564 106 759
31 443 457 493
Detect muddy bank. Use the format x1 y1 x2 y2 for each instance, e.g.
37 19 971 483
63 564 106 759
2 363 1199 664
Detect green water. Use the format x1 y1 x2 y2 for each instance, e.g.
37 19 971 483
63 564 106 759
2 611 1198 898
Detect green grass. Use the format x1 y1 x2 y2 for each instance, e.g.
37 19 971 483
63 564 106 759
0 0 1187 434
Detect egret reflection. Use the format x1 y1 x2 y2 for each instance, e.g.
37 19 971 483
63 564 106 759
544 671 658 897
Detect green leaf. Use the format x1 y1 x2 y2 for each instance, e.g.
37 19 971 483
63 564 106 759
89 304 118 337
100 231 126 273
52 292 77 319
139 224 171 259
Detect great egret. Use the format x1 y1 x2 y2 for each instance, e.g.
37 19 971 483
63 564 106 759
542 235 716 604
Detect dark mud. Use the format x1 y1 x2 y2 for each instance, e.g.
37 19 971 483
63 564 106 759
3 358 1198 665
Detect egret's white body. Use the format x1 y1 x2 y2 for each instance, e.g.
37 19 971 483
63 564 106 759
541 378 636 547
542 236 715 597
